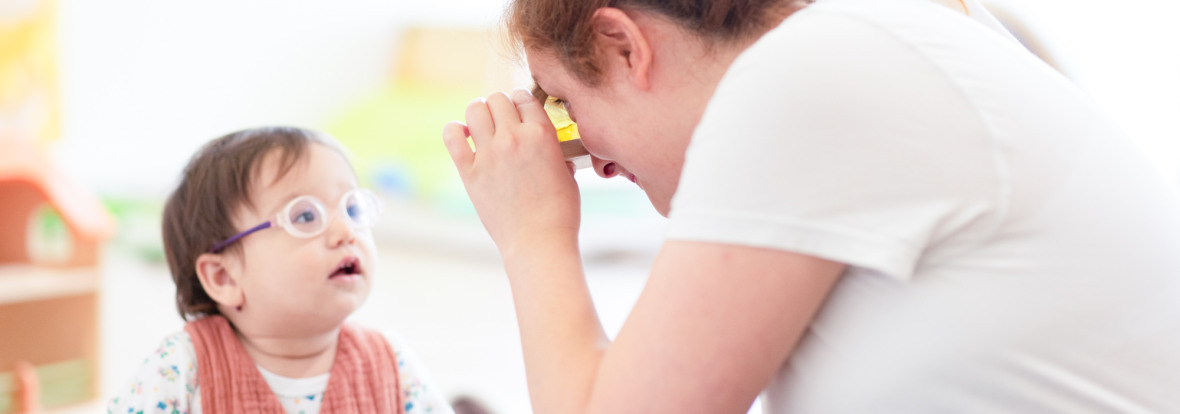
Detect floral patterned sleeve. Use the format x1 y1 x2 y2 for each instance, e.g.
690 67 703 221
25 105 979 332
384 331 455 414
107 332 200 414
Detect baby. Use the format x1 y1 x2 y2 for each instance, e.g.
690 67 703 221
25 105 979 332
108 127 453 414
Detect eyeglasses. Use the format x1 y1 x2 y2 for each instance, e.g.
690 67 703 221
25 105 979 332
210 188 383 253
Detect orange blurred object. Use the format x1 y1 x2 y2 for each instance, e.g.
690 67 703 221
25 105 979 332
14 361 40 414
0 140 113 412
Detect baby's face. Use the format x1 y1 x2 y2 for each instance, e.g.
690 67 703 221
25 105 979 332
227 143 376 336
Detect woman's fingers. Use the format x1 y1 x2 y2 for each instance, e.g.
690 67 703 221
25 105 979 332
442 121 474 169
512 89 551 128
457 89 559 169
486 91 522 130
465 97 495 149
445 90 584 254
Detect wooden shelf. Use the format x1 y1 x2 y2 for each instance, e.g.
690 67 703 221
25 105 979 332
0 265 99 305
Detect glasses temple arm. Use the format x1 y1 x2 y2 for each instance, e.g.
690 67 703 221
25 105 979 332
209 221 273 253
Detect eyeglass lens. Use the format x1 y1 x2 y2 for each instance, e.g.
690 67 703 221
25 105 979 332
283 190 379 237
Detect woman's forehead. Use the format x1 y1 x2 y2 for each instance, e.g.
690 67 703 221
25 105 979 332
526 50 565 83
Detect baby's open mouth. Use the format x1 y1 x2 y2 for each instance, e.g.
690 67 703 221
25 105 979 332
331 257 361 278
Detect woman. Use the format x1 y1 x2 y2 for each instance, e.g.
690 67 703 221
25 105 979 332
442 0 1180 413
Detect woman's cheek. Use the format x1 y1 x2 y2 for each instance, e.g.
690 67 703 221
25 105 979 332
577 127 609 159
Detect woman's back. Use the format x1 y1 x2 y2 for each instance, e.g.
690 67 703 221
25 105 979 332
670 0 1180 411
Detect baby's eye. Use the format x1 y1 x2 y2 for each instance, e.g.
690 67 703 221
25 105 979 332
293 209 318 224
346 204 362 219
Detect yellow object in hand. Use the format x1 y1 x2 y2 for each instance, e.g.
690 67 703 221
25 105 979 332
544 96 581 142
543 96 591 169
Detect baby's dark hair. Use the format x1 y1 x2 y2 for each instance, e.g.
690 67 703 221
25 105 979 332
162 126 345 320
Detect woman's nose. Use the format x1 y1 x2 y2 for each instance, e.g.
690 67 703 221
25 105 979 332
591 156 619 179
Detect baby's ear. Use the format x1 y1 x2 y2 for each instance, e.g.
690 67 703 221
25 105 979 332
195 253 244 309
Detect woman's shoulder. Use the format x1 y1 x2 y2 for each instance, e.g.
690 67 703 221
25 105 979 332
740 0 1023 73
707 0 1043 138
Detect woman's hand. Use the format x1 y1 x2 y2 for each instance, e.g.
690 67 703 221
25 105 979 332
443 89 582 256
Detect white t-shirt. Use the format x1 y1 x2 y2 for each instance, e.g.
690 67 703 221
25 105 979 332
667 0 1180 412
107 330 454 414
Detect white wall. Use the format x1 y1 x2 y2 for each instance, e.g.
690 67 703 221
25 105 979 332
51 0 512 198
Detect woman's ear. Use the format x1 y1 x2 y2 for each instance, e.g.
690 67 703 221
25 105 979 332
590 7 653 90
195 253 244 309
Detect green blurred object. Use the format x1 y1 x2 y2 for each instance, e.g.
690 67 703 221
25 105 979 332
27 206 72 264
0 359 91 413
328 83 474 206
102 196 165 263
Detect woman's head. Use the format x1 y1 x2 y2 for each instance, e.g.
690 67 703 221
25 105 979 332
164 127 376 335
507 0 802 86
507 0 808 215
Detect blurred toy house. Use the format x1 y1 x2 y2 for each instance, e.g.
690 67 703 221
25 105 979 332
1 0 114 412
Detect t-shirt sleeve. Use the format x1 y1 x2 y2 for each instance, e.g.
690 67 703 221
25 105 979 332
106 332 199 414
384 331 455 414
667 8 1004 280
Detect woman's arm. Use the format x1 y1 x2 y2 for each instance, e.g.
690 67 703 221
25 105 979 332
499 232 608 414
504 236 842 414
590 242 842 413
443 91 844 414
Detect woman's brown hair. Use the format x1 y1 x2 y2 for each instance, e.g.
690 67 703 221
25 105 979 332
506 0 811 85
162 126 343 320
